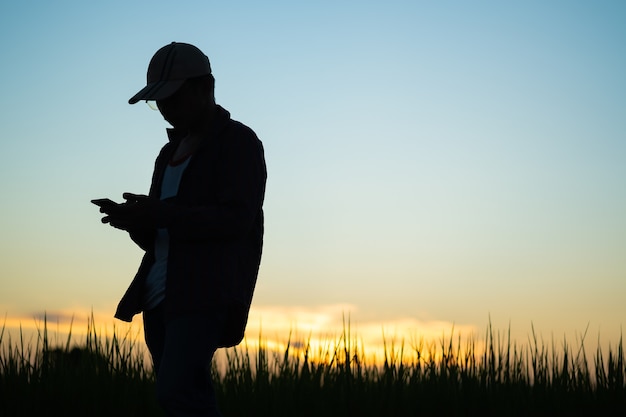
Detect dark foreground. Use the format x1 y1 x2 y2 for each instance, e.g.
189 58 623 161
1 320 624 416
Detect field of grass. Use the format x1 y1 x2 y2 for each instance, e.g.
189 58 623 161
1 315 624 416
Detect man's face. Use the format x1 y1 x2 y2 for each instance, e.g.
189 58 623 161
156 80 206 129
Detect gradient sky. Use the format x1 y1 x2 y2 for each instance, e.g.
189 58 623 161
1 1 625 353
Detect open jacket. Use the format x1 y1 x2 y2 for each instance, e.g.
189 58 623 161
115 106 266 347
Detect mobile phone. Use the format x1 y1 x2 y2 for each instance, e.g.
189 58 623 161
91 198 120 208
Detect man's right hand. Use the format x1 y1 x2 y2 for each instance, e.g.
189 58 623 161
92 198 137 231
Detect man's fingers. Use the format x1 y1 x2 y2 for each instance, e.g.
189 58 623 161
100 204 128 215
123 192 148 202
103 216 133 230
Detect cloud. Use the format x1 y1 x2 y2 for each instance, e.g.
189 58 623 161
247 304 476 338
243 304 480 363
246 303 358 335
31 311 76 324
1 308 129 338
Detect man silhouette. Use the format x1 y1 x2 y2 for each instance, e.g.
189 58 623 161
93 42 266 416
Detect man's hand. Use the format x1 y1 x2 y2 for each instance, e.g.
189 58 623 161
96 193 161 231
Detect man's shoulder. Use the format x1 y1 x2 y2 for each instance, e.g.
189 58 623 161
215 105 255 136
220 116 265 165
220 117 261 150
226 119 258 141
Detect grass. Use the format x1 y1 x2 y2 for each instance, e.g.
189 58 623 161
0 314 159 416
1 315 624 416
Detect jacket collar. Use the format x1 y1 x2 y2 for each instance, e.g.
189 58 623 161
165 105 231 145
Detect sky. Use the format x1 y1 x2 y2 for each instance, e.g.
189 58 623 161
1 1 625 357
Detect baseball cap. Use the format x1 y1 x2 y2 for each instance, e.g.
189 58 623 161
128 42 212 105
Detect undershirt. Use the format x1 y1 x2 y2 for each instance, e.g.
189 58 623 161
143 155 191 310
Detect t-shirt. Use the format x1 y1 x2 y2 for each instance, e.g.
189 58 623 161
142 156 191 310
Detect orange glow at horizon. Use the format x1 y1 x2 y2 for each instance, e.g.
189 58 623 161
1 304 481 367
2 304 614 370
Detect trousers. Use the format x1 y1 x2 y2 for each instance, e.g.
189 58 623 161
143 303 224 417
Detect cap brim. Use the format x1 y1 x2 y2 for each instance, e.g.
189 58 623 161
128 79 186 104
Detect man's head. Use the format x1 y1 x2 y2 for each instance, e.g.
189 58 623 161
128 42 214 105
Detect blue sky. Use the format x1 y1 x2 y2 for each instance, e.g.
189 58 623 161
1 1 625 350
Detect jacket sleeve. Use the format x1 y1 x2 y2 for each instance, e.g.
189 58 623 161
128 228 155 251
125 142 171 251
155 126 266 242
